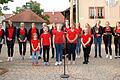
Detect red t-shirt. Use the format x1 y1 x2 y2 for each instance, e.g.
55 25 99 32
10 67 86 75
8 27 14 39
115 28 120 33
81 34 91 46
67 29 77 43
20 28 25 35
40 33 51 46
31 39 40 51
75 28 82 37
65 27 70 32
31 28 37 39
104 27 111 33
54 31 64 44
0 29 3 37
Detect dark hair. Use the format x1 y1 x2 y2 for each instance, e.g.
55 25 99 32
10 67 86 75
61 24 65 31
115 21 120 30
7 21 13 27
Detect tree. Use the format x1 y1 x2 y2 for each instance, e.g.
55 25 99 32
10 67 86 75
30 1 44 17
42 14 50 24
12 7 24 14
13 0 49 23
0 0 13 4
0 0 13 15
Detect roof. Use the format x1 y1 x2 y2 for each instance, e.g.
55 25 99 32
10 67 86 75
3 9 46 23
4 14 13 19
44 12 65 24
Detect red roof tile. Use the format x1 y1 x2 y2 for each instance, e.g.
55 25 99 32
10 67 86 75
44 12 65 24
4 14 13 19
3 9 46 23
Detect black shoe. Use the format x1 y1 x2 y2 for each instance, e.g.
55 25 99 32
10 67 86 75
86 61 89 64
94 56 97 58
51 56 54 59
66 55 68 58
83 61 87 64
99 56 102 58
88 55 90 57
38 56 41 59
62 56 65 59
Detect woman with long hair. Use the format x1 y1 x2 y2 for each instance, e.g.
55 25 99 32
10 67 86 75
114 21 120 59
50 23 57 58
0 23 4 62
75 22 82 58
81 27 91 64
6 20 16 62
103 21 113 59
66 22 78 64
85 23 93 56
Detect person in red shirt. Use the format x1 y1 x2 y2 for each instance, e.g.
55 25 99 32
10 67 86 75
0 23 4 62
62 20 70 58
66 23 78 64
40 26 51 65
75 22 82 58
39 23 48 59
103 21 113 60
6 20 16 62
31 33 40 66
81 28 91 64
53 24 65 66
85 23 93 57
114 21 120 59
50 23 57 58
17 23 27 60
28 23 39 58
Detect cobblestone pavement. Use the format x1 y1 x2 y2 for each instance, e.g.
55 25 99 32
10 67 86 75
0 44 120 80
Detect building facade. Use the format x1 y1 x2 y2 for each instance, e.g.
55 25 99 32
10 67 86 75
78 0 120 27
3 9 46 30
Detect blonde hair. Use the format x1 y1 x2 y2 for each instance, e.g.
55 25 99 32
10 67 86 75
42 23 47 26
20 22 24 26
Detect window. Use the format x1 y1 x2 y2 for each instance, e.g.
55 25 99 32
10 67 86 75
89 7 105 19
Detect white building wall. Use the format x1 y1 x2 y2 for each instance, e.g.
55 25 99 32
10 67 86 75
79 0 120 28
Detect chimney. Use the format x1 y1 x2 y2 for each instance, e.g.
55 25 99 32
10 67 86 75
52 10 55 15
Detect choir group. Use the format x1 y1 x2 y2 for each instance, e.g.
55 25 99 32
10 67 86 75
0 20 120 66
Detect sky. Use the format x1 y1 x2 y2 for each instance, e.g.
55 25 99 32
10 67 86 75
1 0 70 14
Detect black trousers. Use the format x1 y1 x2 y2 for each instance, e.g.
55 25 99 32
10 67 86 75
18 42 26 56
83 46 90 62
63 38 69 55
103 36 112 55
43 46 49 62
0 44 2 54
7 41 15 57
29 42 32 56
104 43 112 55
114 37 120 56
67 43 76 61
51 37 54 58
51 45 54 58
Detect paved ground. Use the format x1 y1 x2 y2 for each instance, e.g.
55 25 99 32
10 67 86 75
0 44 120 80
